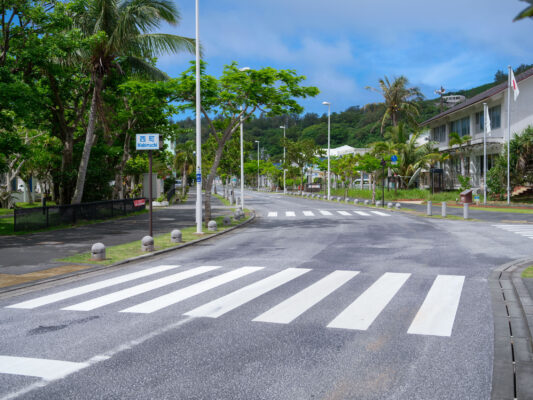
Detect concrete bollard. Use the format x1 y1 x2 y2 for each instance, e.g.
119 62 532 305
337 197 341 202
223 216 231 226
354 199 359 205
441 201 447 217
376 200 382 207
208 220 217 232
234 210 243 220
464 203 469 219
427 201 432 216
387 202 393 209
91 243 106 261
171 229 182 243
141 236 154 252
364 200 370 205
395 203 401 209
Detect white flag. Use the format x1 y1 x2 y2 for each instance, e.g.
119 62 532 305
486 108 491 133
510 68 520 101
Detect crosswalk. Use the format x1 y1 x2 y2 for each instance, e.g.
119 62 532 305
493 224 533 239
266 210 390 218
5 265 465 337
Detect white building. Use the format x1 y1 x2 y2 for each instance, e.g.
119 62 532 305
323 145 369 158
422 67 533 189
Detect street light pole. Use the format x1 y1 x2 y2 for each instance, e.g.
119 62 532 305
255 140 260 191
194 0 203 233
322 101 331 200
280 125 286 194
238 67 250 210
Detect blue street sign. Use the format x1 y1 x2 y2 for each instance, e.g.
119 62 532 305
136 134 159 150
391 155 398 162
196 173 202 183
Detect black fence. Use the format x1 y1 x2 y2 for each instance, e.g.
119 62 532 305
14 198 147 232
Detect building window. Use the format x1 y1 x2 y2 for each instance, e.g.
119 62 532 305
478 154 499 174
450 117 470 137
475 105 501 133
432 125 446 142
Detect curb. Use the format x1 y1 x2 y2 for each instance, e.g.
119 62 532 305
489 257 533 400
0 211 256 297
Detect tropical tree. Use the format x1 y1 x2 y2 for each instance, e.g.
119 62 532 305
366 76 423 134
448 132 472 176
335 154 360 199
282 138 324 190
514 0 533 21
70 0 195 204
173 62 319 221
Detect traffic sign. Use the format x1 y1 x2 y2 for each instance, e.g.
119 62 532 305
391 155 398 165
136 134 159 150
196 173 202 183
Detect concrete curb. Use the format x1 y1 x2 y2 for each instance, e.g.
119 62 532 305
0 211 256 297
489 257 533 400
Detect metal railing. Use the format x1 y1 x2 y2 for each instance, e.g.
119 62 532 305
13 198 146 232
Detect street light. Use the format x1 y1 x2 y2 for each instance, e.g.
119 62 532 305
239 67 250 210
255 140 260 191
195 0 202 233
322 101 331 200
280 125 286 194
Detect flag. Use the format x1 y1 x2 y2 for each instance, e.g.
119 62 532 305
486 108 491 133
510 68 520 101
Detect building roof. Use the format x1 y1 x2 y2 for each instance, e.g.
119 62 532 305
422 67 533 126
323 145 369 157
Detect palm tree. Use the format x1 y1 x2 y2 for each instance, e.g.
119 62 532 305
366 76 423 134
70 0 195 204
174 140 195 199
448 132 472 177
514 0 533 21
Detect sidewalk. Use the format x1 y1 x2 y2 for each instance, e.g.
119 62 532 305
0 190 232 277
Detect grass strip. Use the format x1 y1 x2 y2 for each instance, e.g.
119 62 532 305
446 205 533 214
213 193 231 206
57 212 249 266
522 266 533 279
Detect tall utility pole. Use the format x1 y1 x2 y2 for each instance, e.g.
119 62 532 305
238 67 250 210
280 125 286 194
322 101 331 200
194 0 202 233
435 86 446 113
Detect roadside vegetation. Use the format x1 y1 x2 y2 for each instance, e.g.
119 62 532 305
522 266 533 279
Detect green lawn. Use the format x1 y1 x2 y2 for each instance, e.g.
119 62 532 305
447 205 533 214
0 201 57 216
213 193 231 206
58 212 249 265
522 266 533 278
330 188 460 202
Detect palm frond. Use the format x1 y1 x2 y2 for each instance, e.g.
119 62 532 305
125 56 169 80
138 33 195 56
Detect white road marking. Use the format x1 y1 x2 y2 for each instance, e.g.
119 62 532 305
0 356 89 380
371 211 390 216
303 211 315 216
253 270 359 324
184 268 310 318
62 266 220 311
407 275 465 336
6 265 180 309
285 211 296 217
353 211 371 216
267 212 278 217
319 210 333 216
337 211 352 216
327 272 411 330
121 267 263 314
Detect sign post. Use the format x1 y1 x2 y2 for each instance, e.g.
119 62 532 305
380 158 386 207
136 134 160 237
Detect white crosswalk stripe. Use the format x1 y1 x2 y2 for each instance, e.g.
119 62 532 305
494 224 533 239
62 266 220 311
407 275 464 336
267 211 278 217
6 265 180 309
319 210 333 216
337 211 351 216
327 272 411 331
4 267 467 337
285 211 296 217
0 356 88 380
302 211 315 216
253 270 358 324
121 267 263 314
353 211 371 216
371 211 390 216
184 268 310 318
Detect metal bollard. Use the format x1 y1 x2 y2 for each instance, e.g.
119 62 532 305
427 201 432 216
441 202 447 218
464 203 469 219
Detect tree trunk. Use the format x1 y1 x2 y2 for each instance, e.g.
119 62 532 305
71 76 102 204
181 165 187 199
59 131 74 205
204 144 226 222
113 132 131 199
371 174 376 204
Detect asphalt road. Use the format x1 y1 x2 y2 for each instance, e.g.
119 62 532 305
1 191 532 399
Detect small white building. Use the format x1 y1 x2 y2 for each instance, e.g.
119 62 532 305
323 145 369 158
422 67 533 189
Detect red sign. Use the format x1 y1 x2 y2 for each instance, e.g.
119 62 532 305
134 199 146 207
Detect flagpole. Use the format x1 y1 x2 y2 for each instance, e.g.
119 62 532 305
507 66 511 205
483 102 487 205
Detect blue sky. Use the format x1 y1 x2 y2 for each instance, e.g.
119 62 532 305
157 0 533 115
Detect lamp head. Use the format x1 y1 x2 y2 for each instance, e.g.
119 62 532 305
279 126 285 129
322 101 330 106
239 67 251 72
